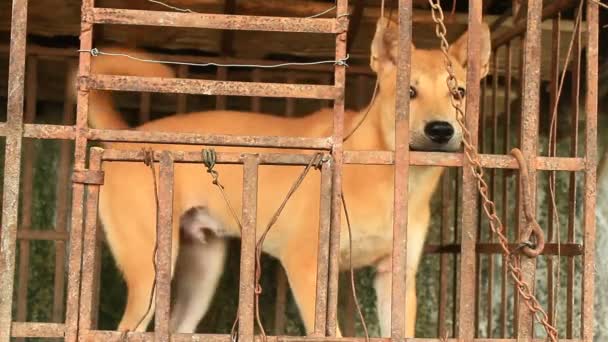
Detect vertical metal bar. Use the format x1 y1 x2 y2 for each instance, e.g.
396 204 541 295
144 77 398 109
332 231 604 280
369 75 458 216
314 159 331 336
438 171 452 337
547 14 561 329
154 151 175 341
239 156 259 340
487 50 499 338
16 56 37 331
216 67 228 110
326 0 348 335
66 1 95 340
582 1 598 339
391 0 412 338
176 65 188 113
457 0 482 339
567 7 583 338
0 0 28 339
251 69 262 112
500 42 512 338
77 147 103 332
53 63 76 323
342 285 356 337
516 0 542 337
452 168 460 338
273 266 287 335
139 92 151 124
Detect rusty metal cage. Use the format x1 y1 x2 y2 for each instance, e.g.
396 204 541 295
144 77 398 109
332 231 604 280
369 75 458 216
0 0 600 341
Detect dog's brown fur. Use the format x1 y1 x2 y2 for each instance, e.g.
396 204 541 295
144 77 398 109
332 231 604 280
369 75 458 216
85 18 490 336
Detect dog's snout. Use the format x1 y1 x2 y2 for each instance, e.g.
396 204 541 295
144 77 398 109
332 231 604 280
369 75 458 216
424 121 454 144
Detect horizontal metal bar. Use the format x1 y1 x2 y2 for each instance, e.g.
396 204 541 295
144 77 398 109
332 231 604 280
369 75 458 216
89 8 347 33
11 323 65 338
81 331 584 342
82 75 340 100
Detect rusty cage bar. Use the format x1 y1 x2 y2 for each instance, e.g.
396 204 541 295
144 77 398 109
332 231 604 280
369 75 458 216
0 0 600 341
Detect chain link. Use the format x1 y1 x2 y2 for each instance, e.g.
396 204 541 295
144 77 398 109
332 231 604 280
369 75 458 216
426 1 558 341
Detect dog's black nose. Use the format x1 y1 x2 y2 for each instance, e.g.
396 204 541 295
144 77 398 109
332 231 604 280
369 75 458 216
424 121 454 144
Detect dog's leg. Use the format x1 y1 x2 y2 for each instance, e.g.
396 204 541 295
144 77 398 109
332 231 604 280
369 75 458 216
374 215 429 338
170 237 227 333
281 242 343 336
373 256 417 337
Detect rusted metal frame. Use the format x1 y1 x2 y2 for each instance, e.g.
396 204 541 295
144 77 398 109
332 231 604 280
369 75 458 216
390 0 413 339
238 155 259 340
546 13 561 329
77 147 103 333
53 61 77 324
176 65 189 113
15 56 38 333
10 322 66 338
66 0 95 340
79 330 591 342
437 171 452 338
89 8 346 33
0 0 28 339
451 169 460 339
566 6 583 338
84 75 341 100
516 0 543 337
313 159 332 335
486 49 500 338
581 1 598 340
139 92 152 124
325 0 348 335
491 0 578 48
155 151 175 341
474 76 487 338
457 0 483 339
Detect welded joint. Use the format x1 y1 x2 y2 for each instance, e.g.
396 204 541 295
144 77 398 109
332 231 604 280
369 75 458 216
72 169 105 185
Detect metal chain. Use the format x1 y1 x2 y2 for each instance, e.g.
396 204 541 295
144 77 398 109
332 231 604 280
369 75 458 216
426 1 558 341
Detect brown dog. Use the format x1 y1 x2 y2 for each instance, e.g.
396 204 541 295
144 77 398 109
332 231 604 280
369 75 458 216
83 17 490 336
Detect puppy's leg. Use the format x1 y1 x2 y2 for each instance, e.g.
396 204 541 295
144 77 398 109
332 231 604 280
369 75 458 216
170 237 227 333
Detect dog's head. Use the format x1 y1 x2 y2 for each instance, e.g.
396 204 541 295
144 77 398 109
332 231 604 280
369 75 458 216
370 17 491 152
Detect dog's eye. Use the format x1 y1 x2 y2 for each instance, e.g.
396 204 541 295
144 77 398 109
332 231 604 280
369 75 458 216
453 87 466 99
409 86 417 99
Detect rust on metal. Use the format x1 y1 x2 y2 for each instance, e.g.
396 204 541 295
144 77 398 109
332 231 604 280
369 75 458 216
71 169 105 185
0 0 28 340
83 75 341 100
10 322 66 338
89 8 348 34
455 0 483 338
313 160 332 335
326 0 348 335
238 155 259 340
582 0 599 339
390 0 413 338
516 0 543 336
154 151 175 340
77 147 103 332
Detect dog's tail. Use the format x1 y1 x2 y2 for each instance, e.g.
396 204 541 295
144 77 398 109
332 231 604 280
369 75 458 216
70 47 176 129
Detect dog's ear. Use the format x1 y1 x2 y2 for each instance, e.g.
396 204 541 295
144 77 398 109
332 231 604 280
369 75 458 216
448 22 492 78
370 17 415 73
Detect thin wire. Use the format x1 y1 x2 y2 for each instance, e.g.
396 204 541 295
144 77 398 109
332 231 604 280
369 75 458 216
79 48 349 69
145 0 339 19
